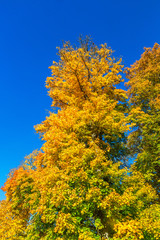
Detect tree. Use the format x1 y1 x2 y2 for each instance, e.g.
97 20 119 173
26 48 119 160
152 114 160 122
0 39 159 239
126 43 160 199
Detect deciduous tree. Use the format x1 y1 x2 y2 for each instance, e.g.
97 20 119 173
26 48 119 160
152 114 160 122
0 39 159 239
126 43 160 199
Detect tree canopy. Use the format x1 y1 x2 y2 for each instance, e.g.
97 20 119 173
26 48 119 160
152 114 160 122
0 39 159 240
126 43 160 199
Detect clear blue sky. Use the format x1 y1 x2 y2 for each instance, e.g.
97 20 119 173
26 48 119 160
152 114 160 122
0 0 160 200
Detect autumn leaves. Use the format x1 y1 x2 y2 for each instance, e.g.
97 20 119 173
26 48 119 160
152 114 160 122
0 40 160 239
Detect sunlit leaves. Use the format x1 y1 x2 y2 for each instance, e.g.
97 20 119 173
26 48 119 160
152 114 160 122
126 43 160 198
0 39 159 239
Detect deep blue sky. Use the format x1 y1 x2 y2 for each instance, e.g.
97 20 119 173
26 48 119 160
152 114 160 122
0 0 160 200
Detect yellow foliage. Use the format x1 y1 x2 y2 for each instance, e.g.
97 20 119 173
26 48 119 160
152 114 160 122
1 39 159 239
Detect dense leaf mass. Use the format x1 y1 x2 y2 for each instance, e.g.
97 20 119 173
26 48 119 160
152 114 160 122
126 43 160 199
0 39 160 239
